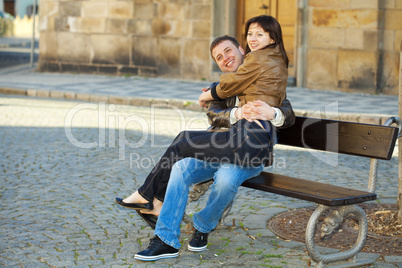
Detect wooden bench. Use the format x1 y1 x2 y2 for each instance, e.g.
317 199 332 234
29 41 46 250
190 116 400 267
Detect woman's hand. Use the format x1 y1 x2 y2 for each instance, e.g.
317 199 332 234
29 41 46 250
198 90 213 107
242 100 276 121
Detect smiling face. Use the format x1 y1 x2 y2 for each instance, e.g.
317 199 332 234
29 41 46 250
247 22 274 51
211 40 245 73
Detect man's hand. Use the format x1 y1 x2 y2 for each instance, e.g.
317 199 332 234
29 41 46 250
242 100 276 121
199 90 213 107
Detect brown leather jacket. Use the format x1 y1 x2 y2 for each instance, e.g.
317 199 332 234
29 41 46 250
211 46 288 108
206 97 295 130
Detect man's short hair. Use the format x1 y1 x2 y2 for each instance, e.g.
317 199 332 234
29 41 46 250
210 35 240 61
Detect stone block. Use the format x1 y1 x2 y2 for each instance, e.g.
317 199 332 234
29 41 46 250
91 35 130 65
57 32 90 62
90 95 108 103
394 30 402 50
59 1 81 17
40 1 59 17
131 36 158 66
0 88 25 95
182 39 210 79
190 4 211 20
158 2 185 20
108 2 134 19
131 97 151 107
106 19 127 34
110 96 132 106
139 67 157 77
64 92 76 100
119 66 139 76
39 32 58 60
50 91 65 99
359 115 381 125
78 64 98 74
384 10 402 30
61 63 79 72
82 2 107 18
350 0 379 9
312 9 378 29
37 90 50 98
134 2 154 20
381 51 400 95
362 30 378 51
305 48 338 89
309 0 349 8
127 19 152 35
27 89 37 97
158 37 181 74
151 19 171 36
345 29 364 49
383 30 394 51
308 27 345 48
98 66 118 74
191 21 210 38
76 93 90 101
76 18 106 33
337 50 377 92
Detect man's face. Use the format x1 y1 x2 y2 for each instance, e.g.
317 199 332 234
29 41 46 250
212 40 245 73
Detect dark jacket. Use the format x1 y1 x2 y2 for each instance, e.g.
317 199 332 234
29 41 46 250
206 96 295 166
206 97 295 130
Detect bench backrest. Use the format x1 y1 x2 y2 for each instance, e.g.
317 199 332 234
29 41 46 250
277 116 398 160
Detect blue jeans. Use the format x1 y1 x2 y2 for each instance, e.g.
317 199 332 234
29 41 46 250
154 157 264 249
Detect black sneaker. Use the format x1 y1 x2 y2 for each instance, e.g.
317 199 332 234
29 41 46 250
134 236 179 261
188 229 208 252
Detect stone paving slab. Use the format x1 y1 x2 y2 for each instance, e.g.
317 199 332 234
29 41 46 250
0 95 400 267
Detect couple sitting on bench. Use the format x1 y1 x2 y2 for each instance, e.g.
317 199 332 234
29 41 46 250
115 15 295 261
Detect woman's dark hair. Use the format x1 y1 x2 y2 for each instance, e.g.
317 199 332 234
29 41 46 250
244 15 289 68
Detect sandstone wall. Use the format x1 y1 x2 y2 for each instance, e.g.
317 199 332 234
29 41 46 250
38 0 212 80
305 0 402 94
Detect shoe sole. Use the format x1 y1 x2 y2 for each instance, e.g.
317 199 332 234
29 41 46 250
134 252 179 261
188 244 207 252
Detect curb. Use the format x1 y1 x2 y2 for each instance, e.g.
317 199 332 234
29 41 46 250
0 86 395 126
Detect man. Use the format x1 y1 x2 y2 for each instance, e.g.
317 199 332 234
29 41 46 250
133 35 295 261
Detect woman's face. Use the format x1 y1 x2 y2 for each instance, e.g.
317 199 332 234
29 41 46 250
247 22 274 51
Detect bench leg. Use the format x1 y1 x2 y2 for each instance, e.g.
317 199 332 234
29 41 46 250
305 204 369 267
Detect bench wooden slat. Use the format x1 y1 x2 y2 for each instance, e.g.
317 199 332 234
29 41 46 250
241 172 377 206
277 117 398 160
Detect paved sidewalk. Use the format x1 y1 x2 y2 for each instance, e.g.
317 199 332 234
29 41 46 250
0 63 399 123
0 96 400 267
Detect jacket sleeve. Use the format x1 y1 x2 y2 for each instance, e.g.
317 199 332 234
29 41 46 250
211 53 262 100
277 98 295 129
206 96 237 129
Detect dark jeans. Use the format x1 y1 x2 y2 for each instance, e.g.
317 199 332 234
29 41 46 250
138 119 275 202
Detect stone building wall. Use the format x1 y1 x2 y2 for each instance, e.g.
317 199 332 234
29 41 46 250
38 0 212 80
305 0 402 94
37 0 401 94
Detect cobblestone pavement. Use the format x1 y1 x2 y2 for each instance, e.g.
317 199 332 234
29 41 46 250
0 95 400 267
